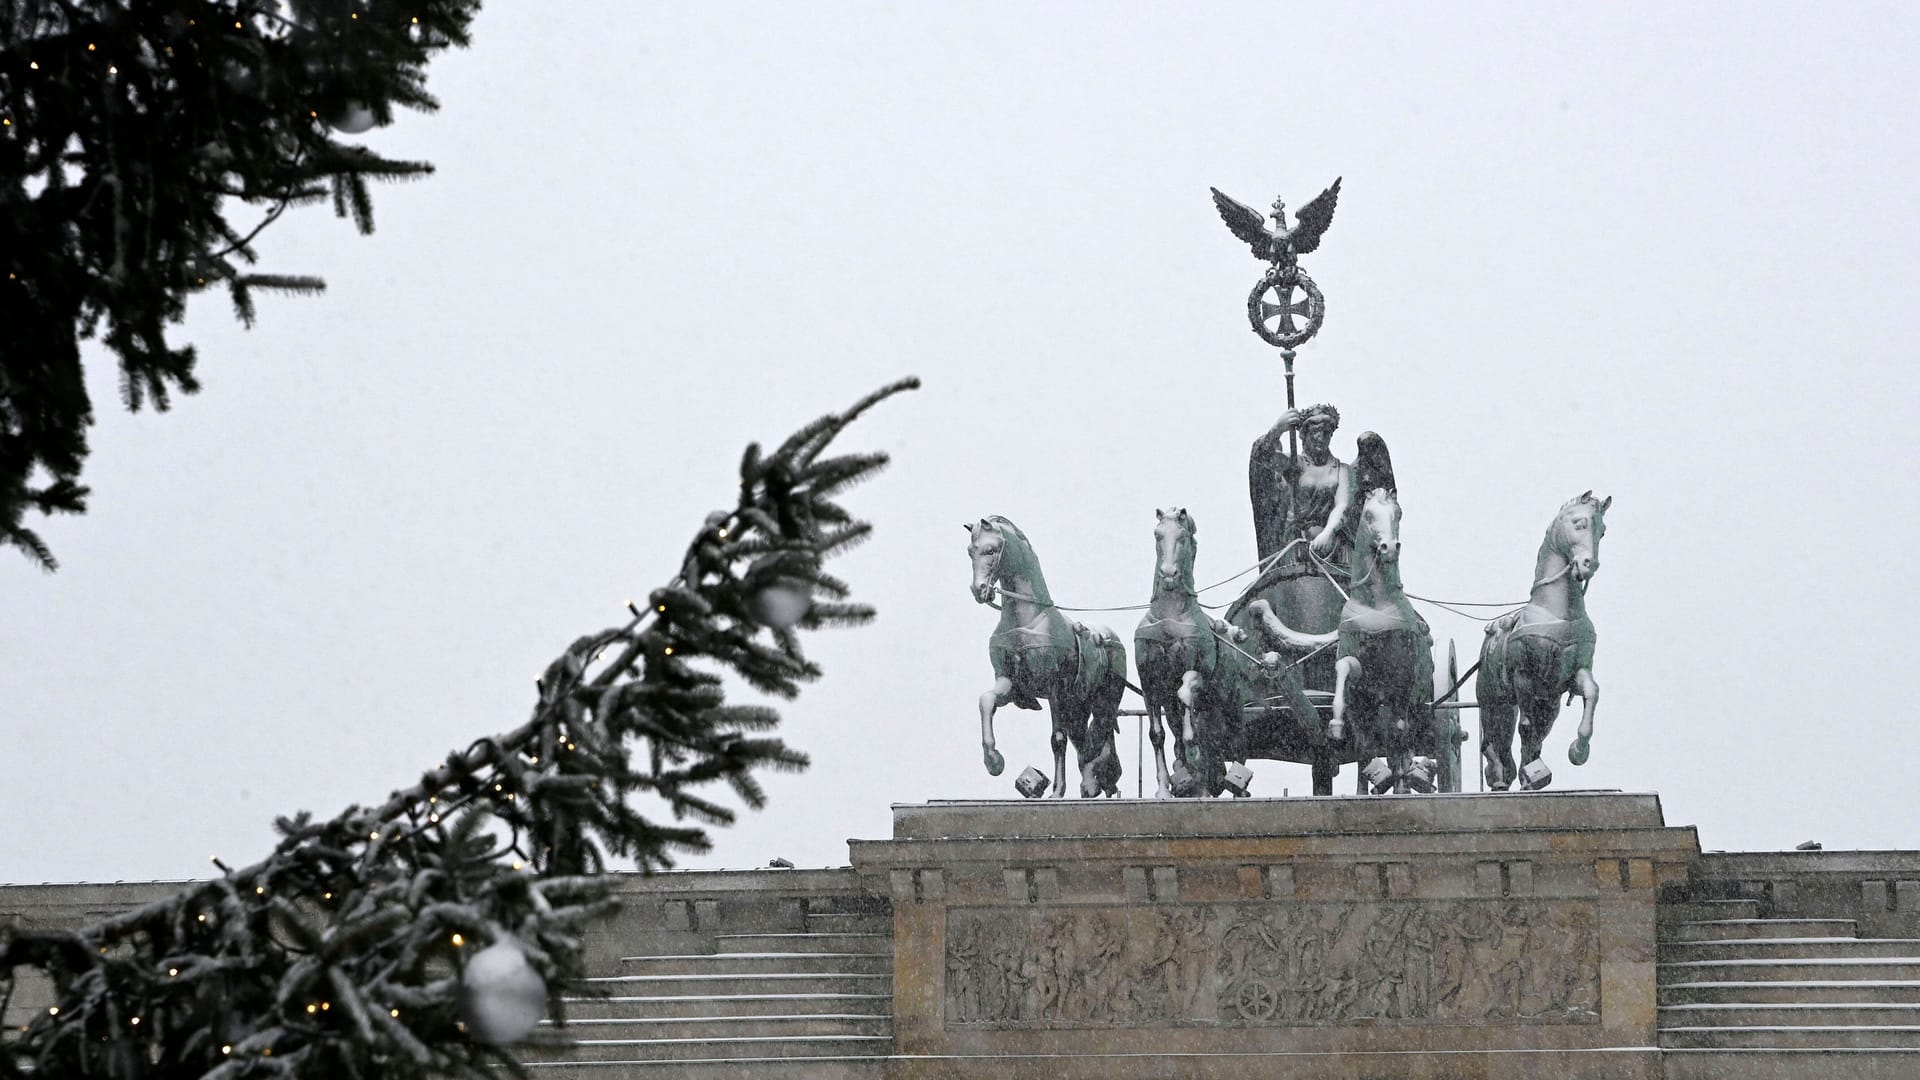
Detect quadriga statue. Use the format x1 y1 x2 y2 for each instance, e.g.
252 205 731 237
1228 408 1419 794
965 516 1126 798
1133 507 1280 798
1248 475 1437 795
1477 493 1610 790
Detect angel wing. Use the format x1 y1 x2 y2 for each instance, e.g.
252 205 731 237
1288 177 1342 255
1354 430 1397 496
1210 187 1275 258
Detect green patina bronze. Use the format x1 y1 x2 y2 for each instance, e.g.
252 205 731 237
967 516 1126 798
1133 508 1281 798
1477 493 1610 790
1249 478 1438 795
1231 404 1355 737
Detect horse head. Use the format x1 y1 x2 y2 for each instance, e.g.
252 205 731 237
966 515 1037 605
1549 491 1611 585
1152 507 1198 596
1353 487 1403 577
965 517 1005 603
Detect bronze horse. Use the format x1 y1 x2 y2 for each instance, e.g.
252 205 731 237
967 516 1125 797
1477 492 1610 790
1133 508 1278 798
1249 485 1435 793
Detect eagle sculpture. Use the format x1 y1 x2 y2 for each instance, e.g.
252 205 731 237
1210 178 1342 269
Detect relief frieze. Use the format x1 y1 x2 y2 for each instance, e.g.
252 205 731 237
943 899 1599 1029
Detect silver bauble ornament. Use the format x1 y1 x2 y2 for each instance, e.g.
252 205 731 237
457 940 547 1044
746 581 812 629
329 102 377 134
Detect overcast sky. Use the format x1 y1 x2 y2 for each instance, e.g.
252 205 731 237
6 3 1919 884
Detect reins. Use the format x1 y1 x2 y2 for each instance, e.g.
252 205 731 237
987 539 1302 614
982 533 1585 627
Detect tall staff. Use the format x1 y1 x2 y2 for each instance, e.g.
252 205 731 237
1210 179 1342 537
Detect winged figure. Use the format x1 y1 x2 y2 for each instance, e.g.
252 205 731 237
1210 178 1343 268
1353 430 1395 496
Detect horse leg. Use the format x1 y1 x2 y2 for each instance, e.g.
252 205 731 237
1567 669 1599 766
1312 753 1338 797
1082 717 1121 798
978 676 1013 776
1479 696 1517 791
1328 655 1362 740
1075 708 1115 799
1047 694 1078 799
1065 699 1103 799
1146 703 1174 799
1177 669 1205 767
1518 693 1556 786
1389 693 1414 795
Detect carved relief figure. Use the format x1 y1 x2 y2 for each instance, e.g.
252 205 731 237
946 900 1599 1030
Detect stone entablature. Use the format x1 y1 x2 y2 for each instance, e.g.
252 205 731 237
851 791 1698 1079
13 798 1920 1079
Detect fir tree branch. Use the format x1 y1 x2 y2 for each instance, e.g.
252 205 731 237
0 377 917 1079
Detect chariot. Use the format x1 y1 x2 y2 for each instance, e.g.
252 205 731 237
964 181 1608 800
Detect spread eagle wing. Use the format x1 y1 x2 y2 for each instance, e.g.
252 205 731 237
1288 177 1342 255
1354 430 1397 496
1210 187 1275 258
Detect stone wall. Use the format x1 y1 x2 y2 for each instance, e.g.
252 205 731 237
851 792 1697 1079
1686 850 1920 939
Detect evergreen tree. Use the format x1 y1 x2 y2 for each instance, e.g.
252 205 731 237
1 0 485 570
0 376 919 1078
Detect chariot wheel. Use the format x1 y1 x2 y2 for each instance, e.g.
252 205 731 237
1235 978 1279 1021
1247 268 1324 348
